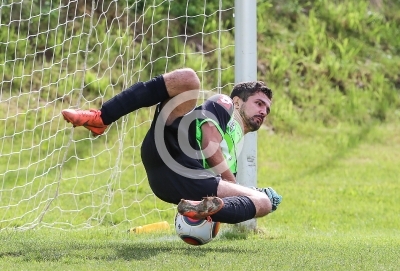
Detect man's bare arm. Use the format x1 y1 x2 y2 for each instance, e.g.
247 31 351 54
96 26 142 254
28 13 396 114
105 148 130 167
201 122 236 183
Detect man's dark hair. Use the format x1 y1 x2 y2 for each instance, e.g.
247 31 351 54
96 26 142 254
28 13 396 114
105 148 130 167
230 81 273 101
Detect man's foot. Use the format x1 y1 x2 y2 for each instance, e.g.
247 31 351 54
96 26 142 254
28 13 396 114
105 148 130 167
253 187 282 212
177 197 224 220
62 109 107 136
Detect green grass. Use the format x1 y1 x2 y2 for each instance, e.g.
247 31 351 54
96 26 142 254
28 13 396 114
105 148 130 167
1 230 399 270
1 123 399 270
1 0 400 269
260 122 400 234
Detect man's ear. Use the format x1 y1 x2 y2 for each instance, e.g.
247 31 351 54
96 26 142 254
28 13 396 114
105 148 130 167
232 96 242 109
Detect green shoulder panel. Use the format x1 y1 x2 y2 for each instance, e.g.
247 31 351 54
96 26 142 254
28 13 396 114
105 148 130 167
196 117 243 174
222 118 243 174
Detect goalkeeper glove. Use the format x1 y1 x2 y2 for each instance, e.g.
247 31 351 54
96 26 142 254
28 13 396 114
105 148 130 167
252 187 282 212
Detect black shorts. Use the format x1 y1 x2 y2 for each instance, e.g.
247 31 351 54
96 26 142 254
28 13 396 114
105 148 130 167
140 105 220 204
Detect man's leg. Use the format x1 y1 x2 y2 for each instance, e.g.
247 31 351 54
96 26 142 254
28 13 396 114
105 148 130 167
101 67 200 125
211 182 282 223
216 181 274 217
177 181 282 224
157 68 200 125
62 68 200 135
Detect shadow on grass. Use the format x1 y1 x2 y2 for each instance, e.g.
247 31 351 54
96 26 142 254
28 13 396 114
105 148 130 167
0 236 258 262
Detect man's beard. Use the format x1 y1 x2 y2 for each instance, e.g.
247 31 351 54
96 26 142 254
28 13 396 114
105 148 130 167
239 106 263 132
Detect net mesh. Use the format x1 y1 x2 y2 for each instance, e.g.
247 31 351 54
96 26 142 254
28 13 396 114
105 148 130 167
0 0 235 230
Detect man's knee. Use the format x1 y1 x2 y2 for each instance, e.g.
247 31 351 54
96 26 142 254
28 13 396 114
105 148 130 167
251 193 272 217
165 68 200 93
179 68 200 88
216 181 272 216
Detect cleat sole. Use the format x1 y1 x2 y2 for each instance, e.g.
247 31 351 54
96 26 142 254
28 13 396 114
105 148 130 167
177 197 224 220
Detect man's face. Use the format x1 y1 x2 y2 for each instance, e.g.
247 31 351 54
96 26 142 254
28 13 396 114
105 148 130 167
237 92 271 132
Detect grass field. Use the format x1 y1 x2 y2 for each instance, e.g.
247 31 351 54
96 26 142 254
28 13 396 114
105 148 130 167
1 122 399 270
1 0 400 269
1 231 399 270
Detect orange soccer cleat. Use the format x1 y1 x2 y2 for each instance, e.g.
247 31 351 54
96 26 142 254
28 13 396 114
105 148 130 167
177 197 224 220
62 109 108 136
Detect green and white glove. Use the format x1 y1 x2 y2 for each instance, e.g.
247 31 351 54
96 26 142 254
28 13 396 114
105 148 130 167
252 187 282 212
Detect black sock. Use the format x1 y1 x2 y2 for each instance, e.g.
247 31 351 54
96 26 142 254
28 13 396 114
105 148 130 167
100 75 169 125
210 196 256 224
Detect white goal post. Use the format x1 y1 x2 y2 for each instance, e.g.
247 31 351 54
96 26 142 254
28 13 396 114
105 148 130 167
235 0 258 230
0 0 257 231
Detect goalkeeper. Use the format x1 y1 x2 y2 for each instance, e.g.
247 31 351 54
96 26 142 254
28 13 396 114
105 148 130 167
62 68 282 224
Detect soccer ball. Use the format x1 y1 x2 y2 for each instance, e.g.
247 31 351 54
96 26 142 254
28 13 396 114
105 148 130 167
174 213 221 246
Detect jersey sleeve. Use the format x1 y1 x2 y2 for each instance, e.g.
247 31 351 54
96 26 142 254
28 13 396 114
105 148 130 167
197 94 234 134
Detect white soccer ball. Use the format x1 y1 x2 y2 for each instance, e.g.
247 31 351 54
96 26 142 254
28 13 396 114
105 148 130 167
174 213 221 246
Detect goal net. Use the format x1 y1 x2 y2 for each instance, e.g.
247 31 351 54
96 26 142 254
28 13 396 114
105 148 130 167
0 0 235 230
